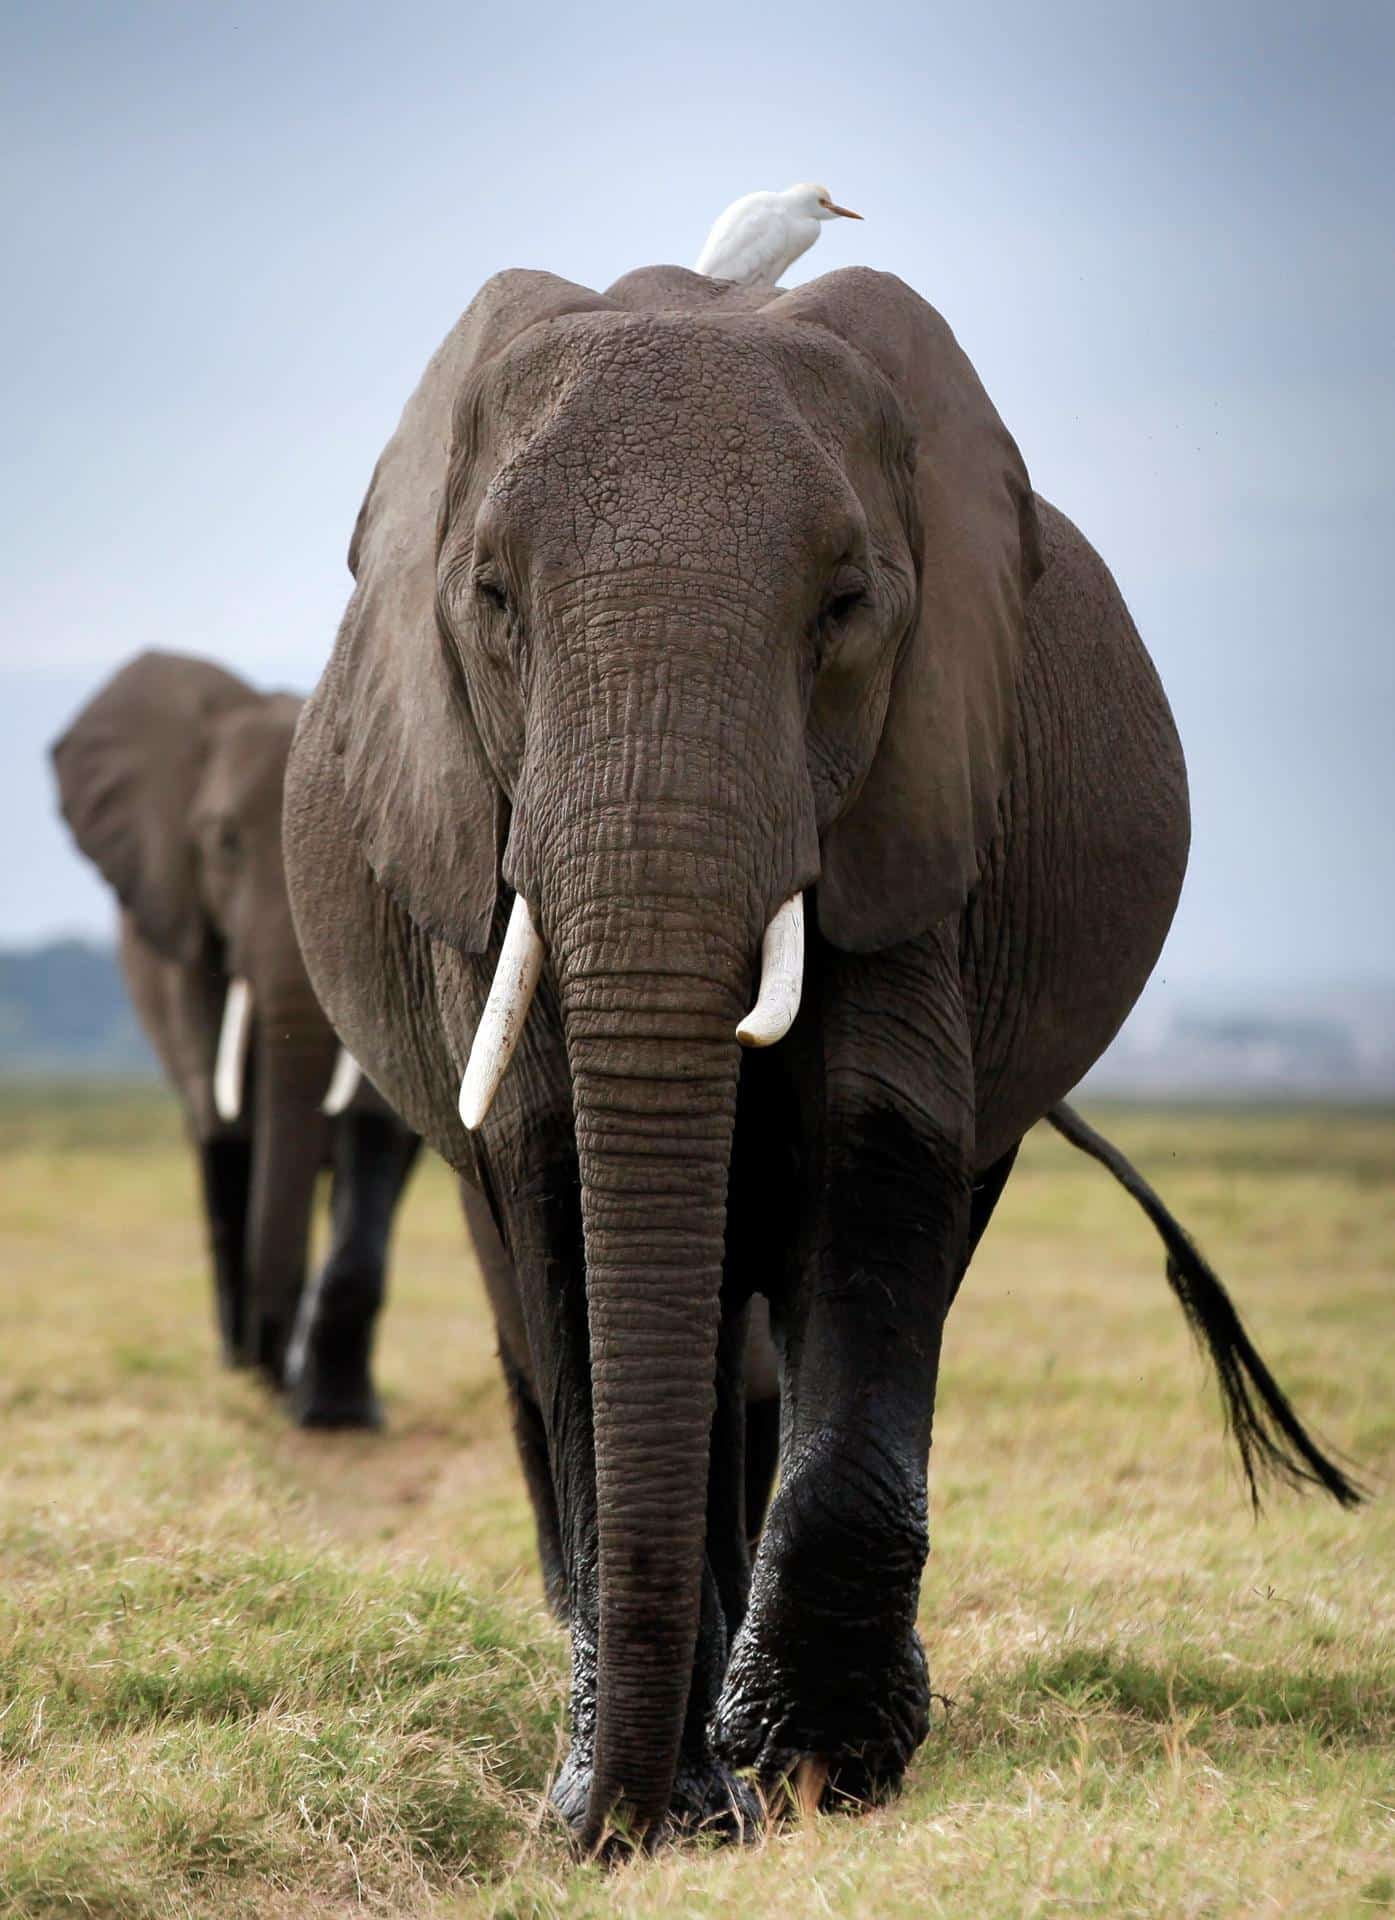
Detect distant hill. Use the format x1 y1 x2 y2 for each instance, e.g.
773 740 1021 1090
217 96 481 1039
1081 978 1395 1101
0 940 155 1075
2 939 1393 1099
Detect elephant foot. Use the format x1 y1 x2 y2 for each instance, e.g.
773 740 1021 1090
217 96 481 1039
213 1291 248 1369
548 1743 760 1852
711 1618 930 1812
290 1378 384 1431
540 1567 570 1625
711 1438 933 1812
242 1312 290 1387
286 1322 383 1430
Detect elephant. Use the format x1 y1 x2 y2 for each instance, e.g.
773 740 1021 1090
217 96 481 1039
51 650 426 1426
282 263 1359 1846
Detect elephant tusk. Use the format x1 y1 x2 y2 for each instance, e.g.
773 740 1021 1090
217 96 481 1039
736 893 804 1047
213 977 254 1124
321 1047 362 1117
458 893 545 1131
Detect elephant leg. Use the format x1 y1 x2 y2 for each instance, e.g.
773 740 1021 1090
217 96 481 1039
946 1140 1021 1310
287 1113 419 1428
485 1128 601 1830
742 1294 783 1552
743 1394 781 1551
706 1300 759 1639
722 1074 797 1573
713 931 973 1811
455 1176 567 1617
197 1136 252 1365
501 1345 568 1619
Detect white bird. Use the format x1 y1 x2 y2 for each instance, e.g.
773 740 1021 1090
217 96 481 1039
695 182 862 288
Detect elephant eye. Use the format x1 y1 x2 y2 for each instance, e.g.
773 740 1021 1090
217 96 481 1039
812 568 870 669
214 820 241 859
825 585 866 625
820 567 869 627
474 568 513 618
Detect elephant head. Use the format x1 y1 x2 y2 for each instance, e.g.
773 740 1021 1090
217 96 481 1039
299 265 1040 1835
52 650 343 1369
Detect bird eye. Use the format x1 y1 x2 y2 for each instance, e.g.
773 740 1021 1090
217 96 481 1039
212 819 241 860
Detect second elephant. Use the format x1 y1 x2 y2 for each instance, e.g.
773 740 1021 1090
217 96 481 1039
52 650 421 1425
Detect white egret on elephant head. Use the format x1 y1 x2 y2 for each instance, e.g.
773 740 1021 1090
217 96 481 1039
695 182 862 287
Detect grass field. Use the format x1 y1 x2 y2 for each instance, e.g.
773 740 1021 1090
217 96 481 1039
1 1086 1392 1918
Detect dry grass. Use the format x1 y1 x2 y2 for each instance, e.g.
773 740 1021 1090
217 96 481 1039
1 1085 1391 1917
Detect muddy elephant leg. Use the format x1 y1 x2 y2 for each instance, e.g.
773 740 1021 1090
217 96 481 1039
946 1141 1021 1311
502 1349 568 1619
454 1176 568 1616
705 1300 762 1641
287 1112 419 1428
968 1143 1019 1255
724 1072 797 1566
742 1294 782 1551
743 1394 781 1550
483 1122 600 1828
713 931 973 1810
197 1136 252 1365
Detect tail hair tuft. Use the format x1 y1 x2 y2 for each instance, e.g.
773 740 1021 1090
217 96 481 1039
1048 1102 1365 1512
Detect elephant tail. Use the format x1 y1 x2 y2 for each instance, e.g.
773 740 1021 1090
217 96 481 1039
1046 1101 1364 1511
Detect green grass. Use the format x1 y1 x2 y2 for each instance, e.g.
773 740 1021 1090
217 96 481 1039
1 1091 1391 1916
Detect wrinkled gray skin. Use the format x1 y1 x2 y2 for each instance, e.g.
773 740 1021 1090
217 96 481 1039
283 265 1191 1843
52 652 427 1424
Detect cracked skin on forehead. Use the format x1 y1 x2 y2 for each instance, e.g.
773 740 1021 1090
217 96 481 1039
338 261 1036 962
461 305 900 590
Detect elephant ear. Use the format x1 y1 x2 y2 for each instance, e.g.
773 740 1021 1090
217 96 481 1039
771 268 1043 951
51 650 258 963
333 269 617 953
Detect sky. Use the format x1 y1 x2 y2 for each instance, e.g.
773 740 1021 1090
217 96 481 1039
2 0 1391 995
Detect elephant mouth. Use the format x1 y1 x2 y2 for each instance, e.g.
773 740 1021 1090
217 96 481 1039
455 891 806 1132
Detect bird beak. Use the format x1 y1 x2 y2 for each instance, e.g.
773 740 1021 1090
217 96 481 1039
821 199 863 219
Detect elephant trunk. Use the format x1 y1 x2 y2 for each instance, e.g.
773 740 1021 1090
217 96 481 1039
556 894 746 1845
505 593 818 1841
243 986 335 1376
